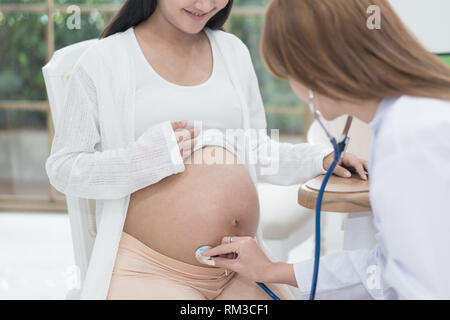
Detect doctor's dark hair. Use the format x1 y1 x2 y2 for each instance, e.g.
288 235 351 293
261 0 450 101
99 0 233 39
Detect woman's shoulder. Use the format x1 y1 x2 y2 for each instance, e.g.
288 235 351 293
205 28 255 84
75 28 133 78
97 27 133 51
206 28 251 58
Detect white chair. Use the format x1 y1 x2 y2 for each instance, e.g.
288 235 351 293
42 39 99 299
259 183 315 262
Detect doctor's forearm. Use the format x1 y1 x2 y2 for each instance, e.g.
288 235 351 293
266 262 298 288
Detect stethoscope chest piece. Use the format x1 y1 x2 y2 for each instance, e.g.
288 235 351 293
195 245 213 265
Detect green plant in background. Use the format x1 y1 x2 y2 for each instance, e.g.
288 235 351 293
439 54 450 66
0 0 117 101
230 13 305 135
0 0 116 128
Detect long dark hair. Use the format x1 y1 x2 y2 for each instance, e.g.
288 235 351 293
99 0 233 39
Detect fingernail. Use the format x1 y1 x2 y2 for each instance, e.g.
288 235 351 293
345 171 351 177
206 259 215 266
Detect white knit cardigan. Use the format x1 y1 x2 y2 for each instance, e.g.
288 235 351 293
45 27 332 299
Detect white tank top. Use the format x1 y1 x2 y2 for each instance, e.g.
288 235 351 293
130 27 242 154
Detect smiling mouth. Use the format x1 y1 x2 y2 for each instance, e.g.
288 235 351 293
184 8 211 18
186 10 206 16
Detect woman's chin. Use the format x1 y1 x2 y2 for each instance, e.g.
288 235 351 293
181 24 204 34
320 110 344 121
178 16 211 34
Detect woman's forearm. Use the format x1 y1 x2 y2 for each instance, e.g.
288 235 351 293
254 138 333 186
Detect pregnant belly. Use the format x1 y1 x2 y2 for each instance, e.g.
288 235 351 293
123 145 260 267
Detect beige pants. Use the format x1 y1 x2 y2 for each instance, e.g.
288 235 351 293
107 232 295 300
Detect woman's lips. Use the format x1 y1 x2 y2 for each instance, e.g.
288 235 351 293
184 9 208 21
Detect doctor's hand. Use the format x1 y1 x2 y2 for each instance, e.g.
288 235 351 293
201 236 297 287
323 152 369 180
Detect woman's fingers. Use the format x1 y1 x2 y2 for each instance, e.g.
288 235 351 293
171 120 187 131
331 153 369 180
192 127 200 138
176 128 193 143
343 156 368 180
175 125 201 160
354 162 368 180
363 160 369 173
333 164 352 178
175 127 200 146
179 139 195 159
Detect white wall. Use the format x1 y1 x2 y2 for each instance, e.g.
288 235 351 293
389 0 450 53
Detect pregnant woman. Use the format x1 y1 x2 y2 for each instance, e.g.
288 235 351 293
46 0 367 299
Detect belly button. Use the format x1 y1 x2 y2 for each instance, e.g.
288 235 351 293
232 218 239 227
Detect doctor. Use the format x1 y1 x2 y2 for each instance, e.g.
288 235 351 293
202 0 450 299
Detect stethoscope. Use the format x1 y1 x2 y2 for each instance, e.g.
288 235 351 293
257 90 353 300
307 90 353 300
195 90 353 300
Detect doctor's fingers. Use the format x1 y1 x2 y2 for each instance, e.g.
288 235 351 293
221 235 251 244
208 256 239 271
201 242 240 258
219 236 251 258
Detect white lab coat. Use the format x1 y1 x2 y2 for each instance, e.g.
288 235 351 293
293 95 450 299
45 27 333 299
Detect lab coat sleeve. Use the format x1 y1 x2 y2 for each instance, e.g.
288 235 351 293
370 122 450 299
243 46 333 186
293 246 386 300
46 64 185 200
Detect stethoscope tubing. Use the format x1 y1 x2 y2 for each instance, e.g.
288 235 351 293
257 282 281 300
308 90 352 300
310 139 340 300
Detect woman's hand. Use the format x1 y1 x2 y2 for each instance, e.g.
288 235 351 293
171 121 200 160
323 151 369 180
202 236 297 286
